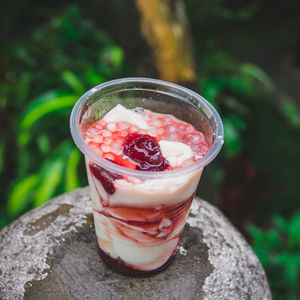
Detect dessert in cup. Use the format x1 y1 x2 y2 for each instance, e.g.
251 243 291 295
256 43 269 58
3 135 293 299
70 78 223 276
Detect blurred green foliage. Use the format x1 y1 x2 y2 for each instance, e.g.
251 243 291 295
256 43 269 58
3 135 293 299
0 2 299 298
248 212 300 300
200 51 274 159
0 5 127 225
198 49 300 222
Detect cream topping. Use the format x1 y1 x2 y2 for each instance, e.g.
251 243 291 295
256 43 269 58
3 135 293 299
159 140 193 168
103 104 150 129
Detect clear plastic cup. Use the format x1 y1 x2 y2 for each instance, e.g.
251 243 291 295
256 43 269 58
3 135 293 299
70 77 223 276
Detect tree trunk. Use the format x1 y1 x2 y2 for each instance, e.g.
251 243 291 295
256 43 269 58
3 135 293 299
135 0 196 85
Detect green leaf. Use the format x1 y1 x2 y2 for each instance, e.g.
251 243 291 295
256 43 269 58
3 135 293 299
265 229 281 249
288 212 300 246
203 76 252 98
108 46 124 68
34 159 65 207
223 117 242 158
273 214 290 232
276 253 300 266
202 80 220 108
18 131 31 148
15 72 33 104
37 134 51 154
65 147 81 191
20 92 77 131
240 63 274 90
85 71 105 86
283 263 299 287
247 224 269 264
62 70 85 94
281 100 300 128
7 174 39 217
223 97 249 115
223 76 252 95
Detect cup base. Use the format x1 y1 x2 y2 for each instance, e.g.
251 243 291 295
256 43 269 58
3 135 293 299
97 246 176 277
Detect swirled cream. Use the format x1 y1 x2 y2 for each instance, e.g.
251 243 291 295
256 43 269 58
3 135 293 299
84 104 209 273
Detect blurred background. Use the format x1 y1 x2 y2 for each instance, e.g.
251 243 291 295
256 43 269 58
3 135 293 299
0 0 300 298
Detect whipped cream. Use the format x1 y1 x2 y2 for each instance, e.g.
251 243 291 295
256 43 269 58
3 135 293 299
159 140 193 168
103 104 150 129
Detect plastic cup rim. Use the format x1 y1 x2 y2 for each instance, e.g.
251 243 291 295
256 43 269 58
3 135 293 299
70 77 224 179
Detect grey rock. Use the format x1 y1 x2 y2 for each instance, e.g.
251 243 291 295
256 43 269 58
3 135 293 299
0 187 271 300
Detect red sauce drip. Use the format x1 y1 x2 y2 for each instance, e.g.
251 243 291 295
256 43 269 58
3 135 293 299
89 162 122 195
95 194 194 243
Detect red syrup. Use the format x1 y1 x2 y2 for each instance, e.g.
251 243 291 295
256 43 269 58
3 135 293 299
97 246 176 277
122 133 169 171
89 163 122 194
94 194 194 241
93 193 195 276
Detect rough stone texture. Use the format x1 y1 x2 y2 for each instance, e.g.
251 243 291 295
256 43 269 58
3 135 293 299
0 187 271 300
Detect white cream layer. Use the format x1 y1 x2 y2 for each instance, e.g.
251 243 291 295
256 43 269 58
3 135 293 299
86 104 203 269
103 104 150 129
93 212 179 271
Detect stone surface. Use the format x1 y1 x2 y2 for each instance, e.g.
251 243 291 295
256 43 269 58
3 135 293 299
0 187 271 300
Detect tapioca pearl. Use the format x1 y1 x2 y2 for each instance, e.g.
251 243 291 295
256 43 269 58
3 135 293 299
104 153 115 160
111 142 122 154
130 125 139 132
118 122 130 130
192 145 208 157
89 142 99 150
85 132 92 139
114 139 124 146
111 147 121 155
103 138 113 145
120 130 129 137
149 119 162 127
178 125 186 132
101 144 110 152
163 117 172 125
157 133 167 141
89 143 103 155
157 127 165 135
146 128 157 137
92 135 103 143
199 145 210 155
185 134 199 144
185 126 193 133
111 141 122 150
191 144 199 152
112 139 125 149
95 122 105 130
93 148 103 156
107 122 117 132
89 128 100 135
101 130 112 137
166 125 176 133
167 133 178 141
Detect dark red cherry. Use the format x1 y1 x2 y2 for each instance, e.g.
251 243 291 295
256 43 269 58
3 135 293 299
122 133 169 171
89 162 122 194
